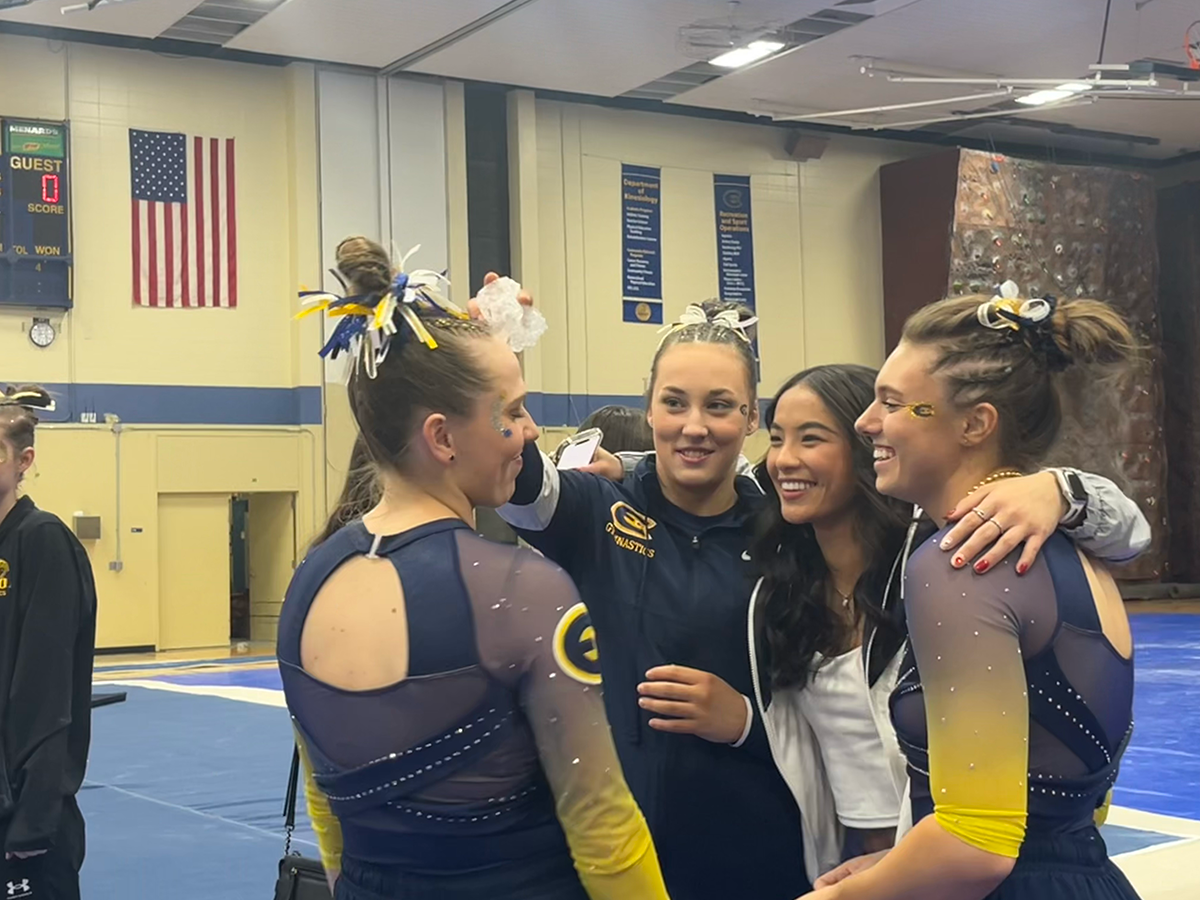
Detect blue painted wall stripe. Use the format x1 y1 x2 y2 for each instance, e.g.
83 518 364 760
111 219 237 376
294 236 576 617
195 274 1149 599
7 382 325 426
3 383 650 428
525 393 645 428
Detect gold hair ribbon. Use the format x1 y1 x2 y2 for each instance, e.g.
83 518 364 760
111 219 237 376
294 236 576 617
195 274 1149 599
0 390 55 412
977 280 1052 332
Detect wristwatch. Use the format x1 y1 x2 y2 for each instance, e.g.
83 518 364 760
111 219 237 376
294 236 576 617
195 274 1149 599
1051 467 1089 528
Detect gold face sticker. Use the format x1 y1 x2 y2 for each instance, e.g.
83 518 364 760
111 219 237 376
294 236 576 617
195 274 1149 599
887 402 935 419
552 602 602 686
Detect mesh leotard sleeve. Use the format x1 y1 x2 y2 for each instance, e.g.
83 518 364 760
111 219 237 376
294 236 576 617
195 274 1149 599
901 538 1049 858
296 736 344 872
460 533 668 900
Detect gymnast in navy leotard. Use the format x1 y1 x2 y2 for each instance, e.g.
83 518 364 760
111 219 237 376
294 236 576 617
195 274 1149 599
277 238 666 900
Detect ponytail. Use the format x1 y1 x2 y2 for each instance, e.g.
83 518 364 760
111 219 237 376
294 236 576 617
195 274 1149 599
310 436 379 549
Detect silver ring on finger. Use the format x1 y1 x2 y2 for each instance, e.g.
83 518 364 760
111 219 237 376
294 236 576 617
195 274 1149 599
972 507 989 522
987 517 1004 535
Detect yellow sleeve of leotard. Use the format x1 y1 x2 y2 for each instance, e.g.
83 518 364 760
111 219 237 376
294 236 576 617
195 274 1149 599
508 557 669 900
544 717 667 900
296 738 344 874
576 837 667 900
1094 790 1112 826
906 544 1030 859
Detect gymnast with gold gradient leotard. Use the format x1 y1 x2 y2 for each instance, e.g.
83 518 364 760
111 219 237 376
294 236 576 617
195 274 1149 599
810 289 1142 900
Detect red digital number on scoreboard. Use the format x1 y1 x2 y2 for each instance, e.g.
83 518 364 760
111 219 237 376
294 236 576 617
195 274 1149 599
42 173 60 204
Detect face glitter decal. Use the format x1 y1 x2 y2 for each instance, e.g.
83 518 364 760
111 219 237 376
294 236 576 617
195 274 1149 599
492 398 513 438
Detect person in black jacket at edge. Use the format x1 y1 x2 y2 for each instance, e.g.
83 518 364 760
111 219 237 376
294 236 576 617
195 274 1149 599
0 387 97 900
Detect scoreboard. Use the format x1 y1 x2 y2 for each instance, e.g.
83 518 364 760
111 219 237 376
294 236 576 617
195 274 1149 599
0 118 72 309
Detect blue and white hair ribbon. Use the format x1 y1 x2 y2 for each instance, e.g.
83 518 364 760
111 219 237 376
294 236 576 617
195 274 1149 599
297 244 466 379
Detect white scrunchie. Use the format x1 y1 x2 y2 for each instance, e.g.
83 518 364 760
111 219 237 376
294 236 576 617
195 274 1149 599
657 303 758 348
976 280 1052 331
472 276 548 353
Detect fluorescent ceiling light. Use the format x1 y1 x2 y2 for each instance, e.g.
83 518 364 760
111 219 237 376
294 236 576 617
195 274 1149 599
1016 82 1092 106
710 40 785 69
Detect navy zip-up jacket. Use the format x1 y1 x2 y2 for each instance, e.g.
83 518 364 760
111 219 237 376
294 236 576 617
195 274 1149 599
500 444 808 900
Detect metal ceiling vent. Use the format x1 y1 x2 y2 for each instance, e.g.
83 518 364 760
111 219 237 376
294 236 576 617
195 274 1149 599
160 0 287 45
624 2 876 102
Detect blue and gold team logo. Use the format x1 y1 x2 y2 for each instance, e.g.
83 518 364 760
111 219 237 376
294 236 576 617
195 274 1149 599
635 302 652 323
605 501 656 558
0 559 9 597
553 602 602 685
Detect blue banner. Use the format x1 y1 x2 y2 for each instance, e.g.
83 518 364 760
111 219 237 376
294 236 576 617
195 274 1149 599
714 174 755 309
622 163 662 323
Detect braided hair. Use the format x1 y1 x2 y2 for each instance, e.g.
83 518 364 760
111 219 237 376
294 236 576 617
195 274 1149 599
902 293 1136 470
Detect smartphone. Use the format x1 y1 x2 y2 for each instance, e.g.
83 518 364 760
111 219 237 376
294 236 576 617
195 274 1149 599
556 427 604 470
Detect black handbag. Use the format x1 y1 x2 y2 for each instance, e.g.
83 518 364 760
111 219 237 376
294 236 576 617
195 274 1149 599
273 745 335 900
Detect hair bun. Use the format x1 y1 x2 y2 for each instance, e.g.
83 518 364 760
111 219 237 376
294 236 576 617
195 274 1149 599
334 236 393 296
0 385 54 411
1051 298 1138 369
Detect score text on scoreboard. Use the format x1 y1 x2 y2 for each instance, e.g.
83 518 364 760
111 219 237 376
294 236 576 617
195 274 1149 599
0 118 73 309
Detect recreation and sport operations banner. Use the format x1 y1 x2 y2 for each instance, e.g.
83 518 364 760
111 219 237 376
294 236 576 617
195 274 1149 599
713 174 756 310
621 163 663 324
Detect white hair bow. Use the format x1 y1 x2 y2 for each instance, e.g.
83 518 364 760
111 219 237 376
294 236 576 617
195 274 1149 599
657 303 758 348
976 280 1052 332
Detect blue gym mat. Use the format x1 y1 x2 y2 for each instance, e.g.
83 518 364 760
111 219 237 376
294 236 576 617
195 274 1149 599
1115 614 1200 820
79 613 1199 898
79 685 314 898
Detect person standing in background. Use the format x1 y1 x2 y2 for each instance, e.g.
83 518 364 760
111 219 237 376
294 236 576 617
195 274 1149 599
553 406 655 462
0 387 98 900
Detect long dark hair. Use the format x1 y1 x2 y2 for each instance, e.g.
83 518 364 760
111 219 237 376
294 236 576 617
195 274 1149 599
750 365 910 689
311 435 379 549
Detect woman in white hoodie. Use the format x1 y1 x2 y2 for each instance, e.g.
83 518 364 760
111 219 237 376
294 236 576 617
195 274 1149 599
635 362 1149 881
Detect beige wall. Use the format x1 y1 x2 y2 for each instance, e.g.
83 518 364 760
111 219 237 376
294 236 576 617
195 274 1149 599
518 96 925 433
1 35 323 649
31 425 320 648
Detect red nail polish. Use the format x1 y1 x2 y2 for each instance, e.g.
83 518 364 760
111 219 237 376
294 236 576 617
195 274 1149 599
974 560 990 574
1017 562 1028 575
953 556 964 568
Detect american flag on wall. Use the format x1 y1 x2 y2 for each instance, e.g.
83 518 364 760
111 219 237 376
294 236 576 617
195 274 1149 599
130 129 238 308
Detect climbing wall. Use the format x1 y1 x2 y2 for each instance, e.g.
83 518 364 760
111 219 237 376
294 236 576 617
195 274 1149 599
882 149 1167 581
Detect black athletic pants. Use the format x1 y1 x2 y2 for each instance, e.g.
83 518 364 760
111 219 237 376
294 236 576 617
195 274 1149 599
0 802 84 900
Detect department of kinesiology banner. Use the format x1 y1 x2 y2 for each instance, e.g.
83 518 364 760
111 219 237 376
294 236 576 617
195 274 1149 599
714 174 756 310
621 163 663 324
